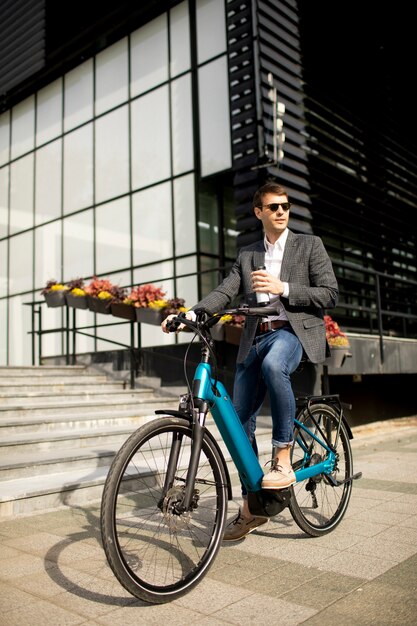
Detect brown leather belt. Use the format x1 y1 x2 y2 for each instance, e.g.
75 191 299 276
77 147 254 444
257 320 290 334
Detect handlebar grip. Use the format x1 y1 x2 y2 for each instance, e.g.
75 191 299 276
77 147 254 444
166 316 182 332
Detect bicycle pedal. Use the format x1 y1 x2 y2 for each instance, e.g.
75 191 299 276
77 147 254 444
247 488 291 518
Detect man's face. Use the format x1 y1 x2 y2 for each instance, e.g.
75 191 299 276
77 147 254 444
253 192 290 239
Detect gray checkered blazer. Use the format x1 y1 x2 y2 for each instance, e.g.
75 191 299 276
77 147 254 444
194 230 339 364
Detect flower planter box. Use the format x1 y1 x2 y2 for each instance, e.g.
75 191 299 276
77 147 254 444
65 292 88 309
326 346 351 368
225 325 243 346
44 291 67 308
110 302 136 321
87 295 112 315
136 307 165 325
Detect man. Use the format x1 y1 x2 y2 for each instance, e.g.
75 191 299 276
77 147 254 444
162 181 338 541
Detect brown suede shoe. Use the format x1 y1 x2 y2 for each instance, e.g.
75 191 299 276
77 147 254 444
223 509 268 542
262 461 296 490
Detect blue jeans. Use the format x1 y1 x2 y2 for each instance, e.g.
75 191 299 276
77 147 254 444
233 325 303 497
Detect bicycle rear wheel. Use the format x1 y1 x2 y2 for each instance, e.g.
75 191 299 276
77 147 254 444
289 403 353 536
101 416 228 604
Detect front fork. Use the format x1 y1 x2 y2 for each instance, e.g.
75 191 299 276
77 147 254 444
161 400 208 514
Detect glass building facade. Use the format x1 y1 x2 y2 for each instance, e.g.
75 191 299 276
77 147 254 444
0 0 416 402
0 0 236 365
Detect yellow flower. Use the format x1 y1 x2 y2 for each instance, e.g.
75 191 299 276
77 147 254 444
50 284 67 291
71 287 86 297
328 336 350 347
148 299 168 310
98 290 112 300
220 314 233 324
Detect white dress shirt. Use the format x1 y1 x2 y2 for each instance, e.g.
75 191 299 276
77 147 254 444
264 229 289 321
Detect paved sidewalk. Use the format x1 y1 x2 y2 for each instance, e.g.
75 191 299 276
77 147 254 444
1 417 417 625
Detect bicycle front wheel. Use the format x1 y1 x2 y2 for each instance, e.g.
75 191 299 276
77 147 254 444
289 404 353 536
100 416 228 604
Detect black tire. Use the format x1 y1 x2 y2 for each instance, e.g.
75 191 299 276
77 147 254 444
289 404 353 536
100 417 228 604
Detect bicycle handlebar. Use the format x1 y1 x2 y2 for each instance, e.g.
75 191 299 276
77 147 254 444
165 306 278 334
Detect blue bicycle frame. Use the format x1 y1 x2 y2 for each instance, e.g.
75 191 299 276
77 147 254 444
193 362 336 494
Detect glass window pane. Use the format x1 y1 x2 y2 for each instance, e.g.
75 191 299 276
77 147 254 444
40 306 64 359
11 96 35 159
8 295 32 365
223 185 238 258
96 322 131 353
131 86 171 188
198 57 232 177
174 174 196 255
96 197 131 274
9 231 33 294
68 307 95 355
175 255 198 306
0 299 6 364
95 106 129 204
63 124 93 214
95 38 128 116
64 60 94 132
0 239 7 297
196 0 226 64
170 2 191 77
199 181 218 255
35 220 62 290
0 166 9 239
36 79 63 146
132 264 176 349
63 210 94 281
133 261 174 287
0 111 10 166
131 14 168 97
171 74 193 175
132 183 173 266
35 139 62 224
10 154 34 234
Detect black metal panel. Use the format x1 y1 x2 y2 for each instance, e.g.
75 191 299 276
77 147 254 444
0 0 181 111
0 0 46 97
297 0 417 338
226 0 313 248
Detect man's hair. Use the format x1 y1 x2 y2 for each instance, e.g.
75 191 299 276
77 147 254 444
252 182 288 209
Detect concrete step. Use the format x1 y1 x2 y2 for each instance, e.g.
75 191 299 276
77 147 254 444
0 416 274 519
0 387 155 405
0 365 86 374
0 432 152 479
0 401 180 434
0 374 111 385
0 382 126 395
0 394 180 417
0 413 166 452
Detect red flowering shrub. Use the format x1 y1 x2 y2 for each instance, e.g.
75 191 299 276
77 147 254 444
324 315 349 347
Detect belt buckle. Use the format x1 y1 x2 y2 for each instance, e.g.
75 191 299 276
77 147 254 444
260 318 272 333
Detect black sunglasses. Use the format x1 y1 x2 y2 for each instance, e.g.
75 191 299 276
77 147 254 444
259 202 291 212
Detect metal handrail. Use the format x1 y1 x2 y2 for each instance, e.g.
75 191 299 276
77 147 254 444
24 262 417 380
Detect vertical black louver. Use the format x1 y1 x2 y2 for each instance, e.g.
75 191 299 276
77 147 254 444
0 0 46 103
226 0 313 247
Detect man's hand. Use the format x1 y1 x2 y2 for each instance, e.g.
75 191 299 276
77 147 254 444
161 312 194 333
251 269 284 296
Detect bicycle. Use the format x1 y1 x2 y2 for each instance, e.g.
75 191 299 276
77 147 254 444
100 306 362 604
